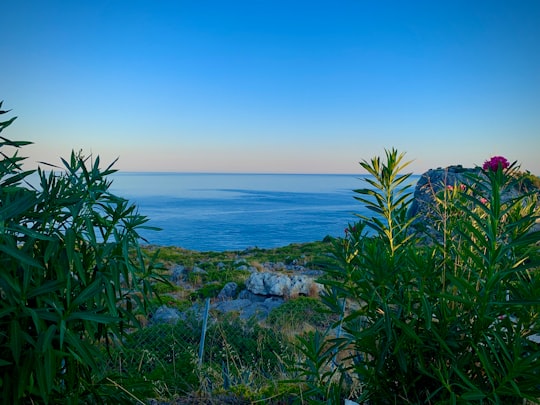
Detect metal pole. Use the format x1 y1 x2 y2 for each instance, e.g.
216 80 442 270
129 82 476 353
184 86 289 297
198 298 210 366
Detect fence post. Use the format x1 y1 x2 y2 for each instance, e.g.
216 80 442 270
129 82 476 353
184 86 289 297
198 298 210 366
332 298 347 369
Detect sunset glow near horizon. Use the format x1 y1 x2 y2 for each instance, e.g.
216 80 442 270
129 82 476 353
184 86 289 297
2 1 540 175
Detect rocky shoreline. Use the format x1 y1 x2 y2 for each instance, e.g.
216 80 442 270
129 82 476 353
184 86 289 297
148 164 540 326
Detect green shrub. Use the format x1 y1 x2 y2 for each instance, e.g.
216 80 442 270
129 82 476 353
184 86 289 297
152 280 180 294
0 103 162 403
295 149 540 404
266 296 335 332
189 282 224 300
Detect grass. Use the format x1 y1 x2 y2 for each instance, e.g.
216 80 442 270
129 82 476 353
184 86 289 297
142 237 336 274
103 239 341 403
141 238 336 305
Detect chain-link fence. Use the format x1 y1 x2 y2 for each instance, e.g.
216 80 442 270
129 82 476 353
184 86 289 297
102 298 309 400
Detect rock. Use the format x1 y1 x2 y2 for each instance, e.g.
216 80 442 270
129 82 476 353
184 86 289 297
245 272 319 297
237 289 266 302
151 305 182 325
212 297 285 320
408 165 540 237
217 282 238 301
408 165 480 220
170 265 186 284
213 299 253 314
262 297 284 312
192 266 207 275
241 297 285 320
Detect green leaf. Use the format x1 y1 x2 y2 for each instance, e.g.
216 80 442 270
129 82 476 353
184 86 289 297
0 243 43 269
9 320 22 365
27 280 64 299
0 359 12 367
64 331 99 369
71 279 103 308
66 311 117 324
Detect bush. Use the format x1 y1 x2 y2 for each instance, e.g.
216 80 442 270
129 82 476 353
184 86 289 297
0 103 162 403
266 296 336 332
295 149 540 404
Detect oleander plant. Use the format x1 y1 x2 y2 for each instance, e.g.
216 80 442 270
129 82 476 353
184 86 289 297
296 149 540 404
0 103 162 403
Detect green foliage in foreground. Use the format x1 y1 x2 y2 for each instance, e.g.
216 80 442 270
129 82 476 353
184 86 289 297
0 105 162 403
106 314 295 402
295 149 540 403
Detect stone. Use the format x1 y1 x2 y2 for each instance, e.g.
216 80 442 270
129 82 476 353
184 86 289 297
192 266 207 275
262 297 284 312
212 297 285 320
408 165 540 238
170 265 186 284
245 271 319 297
151 305 182 325
408 165 480 220
237 289 266 302
217 282 238 301
212 299 253 314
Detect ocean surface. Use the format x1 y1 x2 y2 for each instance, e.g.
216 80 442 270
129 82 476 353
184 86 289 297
109 173 417 252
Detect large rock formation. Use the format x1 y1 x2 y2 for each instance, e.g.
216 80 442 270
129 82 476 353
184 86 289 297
408 165 480 220
408 165 540 236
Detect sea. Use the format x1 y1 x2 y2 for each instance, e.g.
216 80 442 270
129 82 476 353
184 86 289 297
108 172 419 252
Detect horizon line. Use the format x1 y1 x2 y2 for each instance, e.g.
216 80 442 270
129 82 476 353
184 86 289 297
113 170 424 176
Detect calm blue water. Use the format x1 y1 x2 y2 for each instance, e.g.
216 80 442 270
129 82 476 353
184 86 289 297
108 173 418 251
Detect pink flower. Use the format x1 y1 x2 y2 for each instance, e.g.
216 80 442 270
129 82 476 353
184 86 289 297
345 225 357 235
460 184 467 191
483 156 509 172
480 197 488 204
446 185 454 191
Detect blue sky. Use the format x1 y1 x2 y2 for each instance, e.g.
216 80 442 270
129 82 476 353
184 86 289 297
2 1 539 174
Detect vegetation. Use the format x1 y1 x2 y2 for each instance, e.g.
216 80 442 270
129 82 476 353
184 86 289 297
0 103 163 403
266 296 336 333
142 240 334 304
143 239 335 274
295 149 540 403
103 311 304 403
2 101 539 403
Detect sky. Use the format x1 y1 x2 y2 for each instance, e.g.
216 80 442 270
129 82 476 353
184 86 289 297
2 1 539 174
